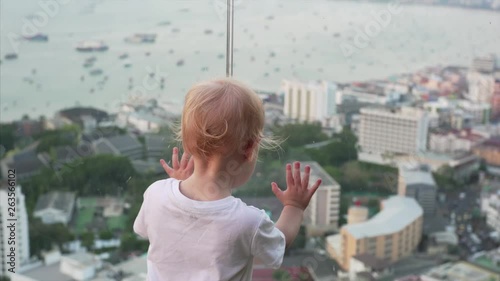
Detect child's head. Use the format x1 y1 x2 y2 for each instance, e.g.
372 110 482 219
178 78 265 164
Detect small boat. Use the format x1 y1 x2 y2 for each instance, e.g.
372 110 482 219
89 69 103 76
145 52 151 56
86 56 97 63
176 60 184 66
169 49 174 54
269 52 276 58
172 28 180 33
76 40 108 52
158 21 171 26
119 53 129 59
217 54 224 59
24 33 48 42
124 63 132 68
83 62 93 68
124 33 156 44
5 53 18 60
333 32 341 38
204 29 213 35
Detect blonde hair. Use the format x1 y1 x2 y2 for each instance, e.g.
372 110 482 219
176 78 277 160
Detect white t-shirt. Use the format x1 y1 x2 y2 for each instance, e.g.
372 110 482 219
133 178 286 281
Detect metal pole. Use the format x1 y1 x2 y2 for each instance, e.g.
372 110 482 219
226 0 234 77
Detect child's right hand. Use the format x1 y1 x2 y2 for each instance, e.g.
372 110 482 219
160 147 194 181
271 162 322 210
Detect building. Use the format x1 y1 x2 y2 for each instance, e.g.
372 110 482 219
327 196 423 270
428 129 485 154
457 100 491 125
302 161 341 236
471 54 497 73
60 252 102 281
282 80 341 129
0 145 46 181
349 253 392 280
422 261 500 281
0 184 30 275
398 164 437 216
144 134 167 160
347 205 369 225
339 85 401 105
466 71 495 103
92 134 143 160
473 137 500 174
33 191 76 225
358 107 429 162
481 189 500 234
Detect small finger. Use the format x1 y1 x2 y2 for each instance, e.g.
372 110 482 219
285 163 294 188
309 179 322 195
172 147 179 169
271 182 283 198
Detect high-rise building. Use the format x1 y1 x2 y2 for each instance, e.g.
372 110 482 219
282 80 341 129
302 161 341 236
0 183 30 275
327 196 423 270
481 189 500 234
358 107 429 157
398 164 437 216
466 71 495 103
471 54 497 73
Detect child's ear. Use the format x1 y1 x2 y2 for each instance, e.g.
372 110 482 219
243 140 257 161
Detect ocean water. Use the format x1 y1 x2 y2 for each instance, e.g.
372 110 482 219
0 0 499 121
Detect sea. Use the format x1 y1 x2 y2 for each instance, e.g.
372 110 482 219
1 0 499 122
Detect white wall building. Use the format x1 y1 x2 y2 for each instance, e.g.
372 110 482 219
358 107 429 159
481 190 500 234
60 252 102 281
457 100 491 125
466 71 495 103
282 80 341 129
33 192 76 225
0 185 30 275
429 129 485 154
302 161 340 236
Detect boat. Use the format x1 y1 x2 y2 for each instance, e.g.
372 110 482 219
172 28 180 33
4 53 18 60
217 54 224 59
124 33 156 43
83 62 93 68
333 32 341 38
176 60 184 66
89 69 103 76
24 33 48 42
76 40 108 52
119 53 129 59
123 62 132 68
158 21 171 26
204 29 213 35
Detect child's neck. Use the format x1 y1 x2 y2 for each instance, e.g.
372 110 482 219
179 156 236 201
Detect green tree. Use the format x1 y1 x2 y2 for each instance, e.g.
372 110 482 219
272 122 328 149
272 269 291 281
0 123 16 155
29 220 73 258
0 275 11 281
81 232 95 250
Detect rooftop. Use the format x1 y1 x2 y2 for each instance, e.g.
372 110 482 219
34 191 76 214
343 196 423 239
399 164 436 187
302 161 340 187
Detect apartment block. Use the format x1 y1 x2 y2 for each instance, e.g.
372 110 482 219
327 196 423 270
282 80 341 129
358 107 429 156
398 164 437 216
302 161 341 236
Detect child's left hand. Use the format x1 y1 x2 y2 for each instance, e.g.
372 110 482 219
161 147 194 180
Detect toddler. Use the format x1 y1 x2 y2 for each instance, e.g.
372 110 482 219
133 78 321 281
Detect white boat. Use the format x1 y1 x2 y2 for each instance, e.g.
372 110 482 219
76 40 108 52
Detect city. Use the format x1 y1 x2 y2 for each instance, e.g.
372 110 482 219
1 54 499 280
1 0 500 280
